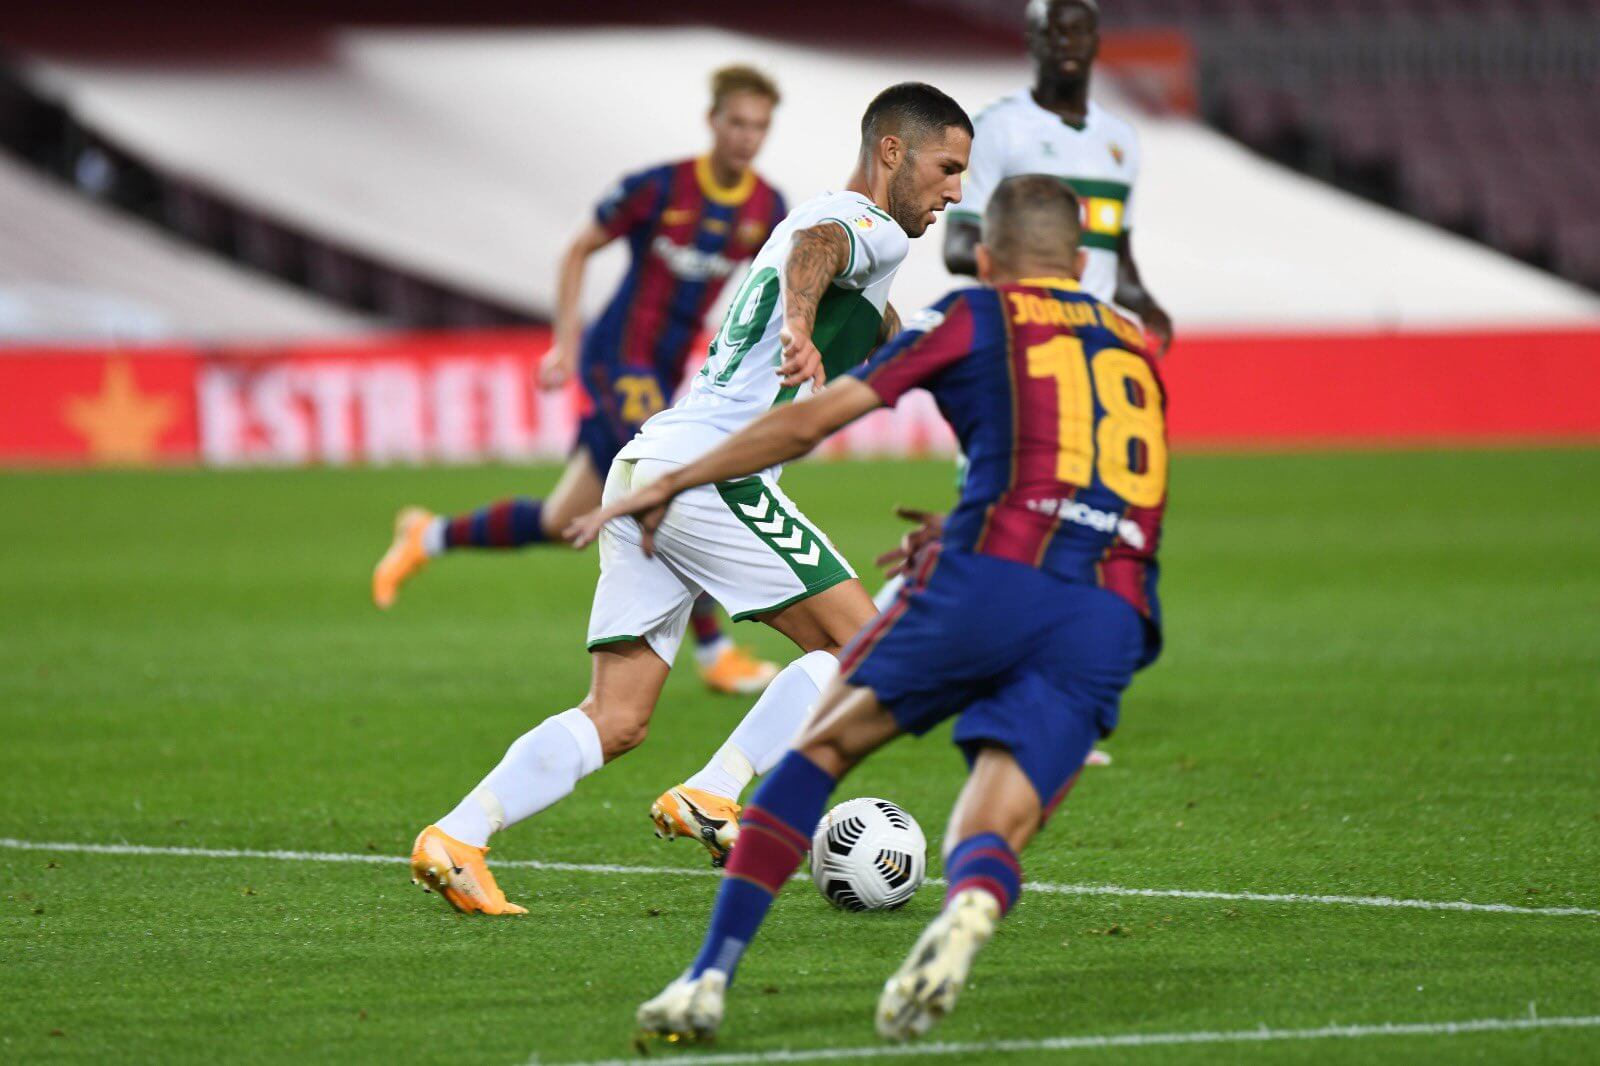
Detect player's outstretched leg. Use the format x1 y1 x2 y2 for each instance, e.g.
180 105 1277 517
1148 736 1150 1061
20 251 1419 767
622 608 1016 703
692 596 780 695
637 750 836 1042
638 683 901 1045
411 641 668 914
653 650 839 866
374 449 601 609
876 747 1048 1041
372 497 547 608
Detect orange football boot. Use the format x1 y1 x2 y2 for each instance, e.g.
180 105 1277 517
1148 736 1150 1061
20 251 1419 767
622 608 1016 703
651 786 742 867
698 644 780 696
372 506 434 609
409 825 527 915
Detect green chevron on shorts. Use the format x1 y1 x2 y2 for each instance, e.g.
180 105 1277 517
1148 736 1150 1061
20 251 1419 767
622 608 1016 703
716 477 851 618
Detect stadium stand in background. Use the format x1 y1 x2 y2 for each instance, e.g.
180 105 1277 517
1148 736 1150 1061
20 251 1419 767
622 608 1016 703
0 2 1595 466
929 0 1600 290
3 0 1597 339
0 148 369 342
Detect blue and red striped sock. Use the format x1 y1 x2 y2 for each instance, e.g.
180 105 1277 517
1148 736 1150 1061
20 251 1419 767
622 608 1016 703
688 751 835 981
943 832 1022 916
443 498 546 550
689 595 725 649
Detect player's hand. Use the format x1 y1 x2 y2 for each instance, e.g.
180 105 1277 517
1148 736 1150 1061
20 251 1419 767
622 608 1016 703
777 325 826 390
873 506 945 578
538 343 578 391
1142 304 1174 358
565 478 678 555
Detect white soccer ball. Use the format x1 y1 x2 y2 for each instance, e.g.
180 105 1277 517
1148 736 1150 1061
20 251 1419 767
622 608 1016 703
811 797 927 911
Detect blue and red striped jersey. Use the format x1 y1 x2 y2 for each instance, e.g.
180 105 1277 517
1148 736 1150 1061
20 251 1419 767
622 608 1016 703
849 278 1169 638
588 156 786 384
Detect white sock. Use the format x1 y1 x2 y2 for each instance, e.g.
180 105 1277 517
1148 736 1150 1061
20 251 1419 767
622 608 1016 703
434 708 603 847
423 516 448 557
693 635 732 669
684 650 838 799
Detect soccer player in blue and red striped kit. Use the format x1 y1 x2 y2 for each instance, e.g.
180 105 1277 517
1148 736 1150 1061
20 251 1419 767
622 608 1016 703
373 65 788 697
571 173 1168 1042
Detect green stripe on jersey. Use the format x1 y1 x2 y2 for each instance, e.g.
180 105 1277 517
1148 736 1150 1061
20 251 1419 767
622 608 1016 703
773 287 883 406
1062 177 1131 200
1080 230 1119 252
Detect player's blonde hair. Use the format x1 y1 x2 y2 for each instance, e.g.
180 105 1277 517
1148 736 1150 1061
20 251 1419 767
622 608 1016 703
711 65 781 112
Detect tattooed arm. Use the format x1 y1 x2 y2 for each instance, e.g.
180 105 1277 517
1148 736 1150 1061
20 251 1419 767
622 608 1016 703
776 222 853 389
878 302 902 345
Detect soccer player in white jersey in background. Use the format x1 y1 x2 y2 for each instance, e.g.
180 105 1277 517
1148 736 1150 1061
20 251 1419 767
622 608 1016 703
945 0 1171 347
407 83 972 913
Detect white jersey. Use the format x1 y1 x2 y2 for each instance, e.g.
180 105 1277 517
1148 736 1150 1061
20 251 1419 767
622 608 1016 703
952 91 1141 303
619 189 909 472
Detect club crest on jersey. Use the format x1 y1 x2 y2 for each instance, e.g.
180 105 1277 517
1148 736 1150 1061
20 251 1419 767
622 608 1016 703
737 220 768 245
1108 142 1125 165
850 214 878 232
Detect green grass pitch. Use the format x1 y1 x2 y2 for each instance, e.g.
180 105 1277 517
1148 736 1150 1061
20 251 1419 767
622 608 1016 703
2 450 1598 1063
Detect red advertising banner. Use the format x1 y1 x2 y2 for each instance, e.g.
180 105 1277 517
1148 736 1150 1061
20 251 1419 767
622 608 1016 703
2 326 1597 467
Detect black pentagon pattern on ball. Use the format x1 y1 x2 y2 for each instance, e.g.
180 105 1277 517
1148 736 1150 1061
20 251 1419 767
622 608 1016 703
874 800 912 830
875 848 914 890
828 815 866 856
824 878 868 911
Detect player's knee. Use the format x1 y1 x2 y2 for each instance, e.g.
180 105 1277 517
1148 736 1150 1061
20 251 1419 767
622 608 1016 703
794 722 871 779
579 700 652 760
606 719 649 757
794 735 856 779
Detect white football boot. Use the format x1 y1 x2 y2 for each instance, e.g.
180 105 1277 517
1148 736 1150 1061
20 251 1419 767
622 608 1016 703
636 969 728 1044
876 888 1001 1040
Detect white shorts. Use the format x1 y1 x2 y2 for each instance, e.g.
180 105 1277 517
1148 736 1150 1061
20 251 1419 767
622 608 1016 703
587 458 856 664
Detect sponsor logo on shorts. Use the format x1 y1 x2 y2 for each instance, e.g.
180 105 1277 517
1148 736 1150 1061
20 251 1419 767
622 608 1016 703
1026 496 1147 550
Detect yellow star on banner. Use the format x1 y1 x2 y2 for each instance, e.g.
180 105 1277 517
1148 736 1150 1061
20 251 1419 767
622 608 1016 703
63 359 177 465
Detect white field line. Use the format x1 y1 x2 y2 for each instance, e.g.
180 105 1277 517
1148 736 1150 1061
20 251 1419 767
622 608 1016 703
554 1015 1600 1066
2 837 1597 919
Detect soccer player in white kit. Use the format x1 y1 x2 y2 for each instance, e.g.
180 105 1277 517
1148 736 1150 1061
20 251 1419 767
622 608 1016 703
407 83 972 914
944 0 1170 345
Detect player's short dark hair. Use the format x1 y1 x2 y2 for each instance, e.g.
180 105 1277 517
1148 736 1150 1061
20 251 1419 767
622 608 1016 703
711 65 780 111
859 82 973 155
983 174 1082 266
